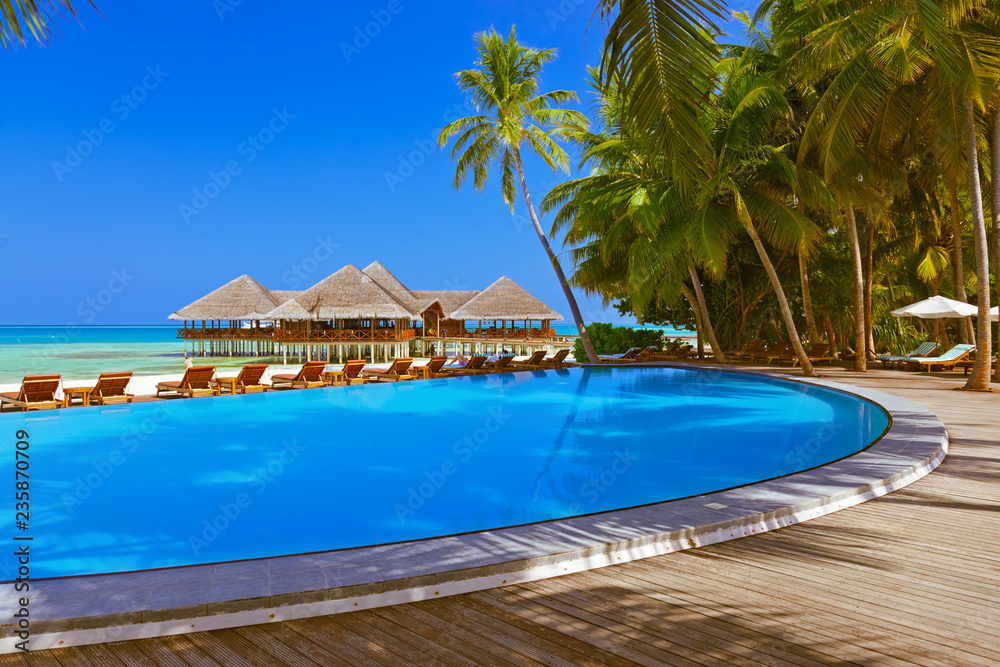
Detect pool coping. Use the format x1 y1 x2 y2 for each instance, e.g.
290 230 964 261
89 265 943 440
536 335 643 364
0 365 948 652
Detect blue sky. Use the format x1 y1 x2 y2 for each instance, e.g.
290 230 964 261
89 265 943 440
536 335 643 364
1 0 748 326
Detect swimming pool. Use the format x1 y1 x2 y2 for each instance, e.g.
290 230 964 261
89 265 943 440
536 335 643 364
2 366 889 579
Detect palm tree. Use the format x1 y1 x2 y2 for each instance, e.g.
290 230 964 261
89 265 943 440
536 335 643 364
1 0 94 48
438 27 599 362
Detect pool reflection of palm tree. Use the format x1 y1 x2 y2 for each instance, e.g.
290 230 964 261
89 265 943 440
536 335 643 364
525 368 594 517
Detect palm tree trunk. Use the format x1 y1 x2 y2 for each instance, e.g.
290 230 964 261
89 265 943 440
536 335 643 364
744 224 815 375
798 244 820 344
679 284 704 358
687 265 727 362
844 204 867 372
864 222 876 358
949 176 972 344
823 312 837 352
992 102 1000 384
962 97 993 391
511 147 598 363
796 198 820 344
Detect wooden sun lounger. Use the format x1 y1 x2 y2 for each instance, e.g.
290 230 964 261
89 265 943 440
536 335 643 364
156 366 217 398
903 344 976 372
363 358 415 382
877 341 940 369
341 360 369 385
439 355 488 376
731 339 764 361
765 343 794 365
598 347 643 364
509 350 547 370
957 357 997 375
534 349 576 369
792 343 836 367
409 356 448 380
90 372 134 405
271 360 328 389
484 355 516 372
0 374 62 412
212 364 269 394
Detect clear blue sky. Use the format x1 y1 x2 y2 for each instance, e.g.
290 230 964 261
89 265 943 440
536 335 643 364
1 0 749 326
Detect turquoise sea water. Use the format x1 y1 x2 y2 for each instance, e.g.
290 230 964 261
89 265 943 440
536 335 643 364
0 366 887 578
0 325 693 383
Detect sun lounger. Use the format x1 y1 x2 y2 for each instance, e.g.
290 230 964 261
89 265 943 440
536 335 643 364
362 357 415 382
90 372 135 405
877 341 940 369
792 343 836 367
212 364 269 394
509 350 547 370
484 355 516 372
340 360 369 385
765 343 794 365
598 347 643 363
534 349 576 369
731 339 764 361
902 344 976 372
0 374 62 412
156 366 217 398
271 360 328 389
439 355 488 376
410 356 448 379
957 357 997 376
648 342 682 361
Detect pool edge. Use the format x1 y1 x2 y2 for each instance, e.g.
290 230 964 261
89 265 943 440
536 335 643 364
0 368 948 652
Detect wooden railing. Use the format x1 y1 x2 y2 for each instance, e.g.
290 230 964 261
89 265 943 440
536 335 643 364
275 329 417 342
177 329 275 340
425 329 560 340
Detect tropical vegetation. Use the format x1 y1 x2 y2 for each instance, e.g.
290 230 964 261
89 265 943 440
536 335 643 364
0 0 94 49
471 0 1000 388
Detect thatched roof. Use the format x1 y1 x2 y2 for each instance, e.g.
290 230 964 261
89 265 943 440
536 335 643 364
269 290 303 305
169 275 280 321
265 298 312 320
446 276 563 321
362 262 412 301
272 264 419 320
411 290 481 315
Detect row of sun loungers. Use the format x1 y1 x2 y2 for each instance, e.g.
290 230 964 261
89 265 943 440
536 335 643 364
0 350 577 412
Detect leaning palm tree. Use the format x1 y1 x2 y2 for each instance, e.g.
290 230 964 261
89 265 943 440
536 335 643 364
438 27 599 362
0 0 94 48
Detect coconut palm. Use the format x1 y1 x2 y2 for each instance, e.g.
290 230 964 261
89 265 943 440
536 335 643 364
437 27 599 362
0 0 94 48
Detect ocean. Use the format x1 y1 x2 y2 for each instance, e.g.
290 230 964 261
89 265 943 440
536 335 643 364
0 324 693 384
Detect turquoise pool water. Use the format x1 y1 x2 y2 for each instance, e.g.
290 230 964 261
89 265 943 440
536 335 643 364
1 367 888 579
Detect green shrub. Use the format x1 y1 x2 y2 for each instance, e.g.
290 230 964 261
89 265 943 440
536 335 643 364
573 323 665 360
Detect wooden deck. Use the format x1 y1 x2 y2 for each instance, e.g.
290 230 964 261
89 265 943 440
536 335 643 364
6 367 998 666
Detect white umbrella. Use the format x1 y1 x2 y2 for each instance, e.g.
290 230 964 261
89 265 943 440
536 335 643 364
891 296 980 319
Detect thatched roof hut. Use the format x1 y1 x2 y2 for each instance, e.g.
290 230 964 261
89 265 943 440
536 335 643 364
268 290 303 305
411 290 481 315
268 264 418 320
265 298 312 320
168 275 280 321
447 276 563 321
